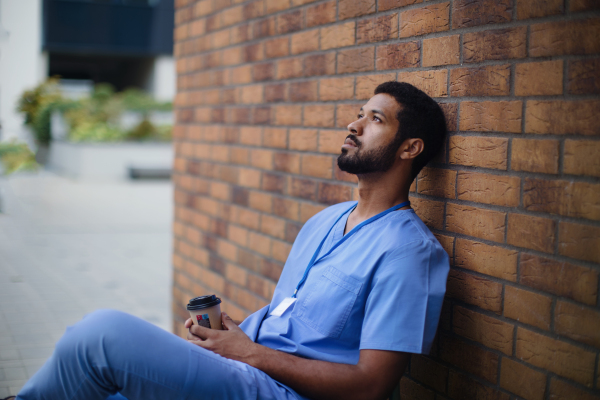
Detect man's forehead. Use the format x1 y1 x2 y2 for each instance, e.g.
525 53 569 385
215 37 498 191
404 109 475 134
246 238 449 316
361 93 402 116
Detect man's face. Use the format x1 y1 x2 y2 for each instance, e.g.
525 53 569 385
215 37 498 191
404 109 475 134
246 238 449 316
337 93 402 175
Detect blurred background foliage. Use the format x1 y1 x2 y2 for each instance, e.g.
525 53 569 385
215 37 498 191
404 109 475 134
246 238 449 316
17 78 173 145
0 140 39 175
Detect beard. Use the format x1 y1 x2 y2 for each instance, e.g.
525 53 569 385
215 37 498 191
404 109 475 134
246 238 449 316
337 135 402 175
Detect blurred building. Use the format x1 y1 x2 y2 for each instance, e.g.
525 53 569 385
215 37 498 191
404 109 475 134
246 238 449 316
0 0 175 144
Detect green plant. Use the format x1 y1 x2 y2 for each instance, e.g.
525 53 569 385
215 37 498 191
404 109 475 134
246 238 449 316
16 78 64 145
0 140 39 174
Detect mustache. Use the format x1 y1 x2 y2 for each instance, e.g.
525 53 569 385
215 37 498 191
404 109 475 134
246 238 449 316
346 134 361 147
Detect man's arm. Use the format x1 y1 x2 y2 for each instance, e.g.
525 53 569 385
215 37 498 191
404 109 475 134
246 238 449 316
185 313 410 400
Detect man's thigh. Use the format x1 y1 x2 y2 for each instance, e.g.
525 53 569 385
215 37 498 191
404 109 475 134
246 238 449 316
18 310 300 400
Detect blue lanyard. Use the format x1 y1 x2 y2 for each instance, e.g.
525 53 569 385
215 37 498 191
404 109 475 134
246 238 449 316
291 200 410 298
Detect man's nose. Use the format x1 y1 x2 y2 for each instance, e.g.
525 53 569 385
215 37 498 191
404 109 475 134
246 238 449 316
347 119 362 135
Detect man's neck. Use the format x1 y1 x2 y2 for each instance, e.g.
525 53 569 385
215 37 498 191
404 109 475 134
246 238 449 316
344 171 412 234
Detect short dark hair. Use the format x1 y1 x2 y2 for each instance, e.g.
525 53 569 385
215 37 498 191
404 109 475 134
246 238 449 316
374 81 447 181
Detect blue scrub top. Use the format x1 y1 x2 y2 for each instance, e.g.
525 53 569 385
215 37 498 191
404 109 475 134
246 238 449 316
240 201 449 365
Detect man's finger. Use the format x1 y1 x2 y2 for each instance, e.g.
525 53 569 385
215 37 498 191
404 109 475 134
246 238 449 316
189 323 213 340
187 329 202 341
184 318 193 329
221 312 239 331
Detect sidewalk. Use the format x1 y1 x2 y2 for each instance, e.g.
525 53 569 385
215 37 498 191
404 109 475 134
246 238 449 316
0 171 173 397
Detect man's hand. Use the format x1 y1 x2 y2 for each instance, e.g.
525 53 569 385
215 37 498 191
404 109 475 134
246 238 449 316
185 313 258 364
184 313 409 400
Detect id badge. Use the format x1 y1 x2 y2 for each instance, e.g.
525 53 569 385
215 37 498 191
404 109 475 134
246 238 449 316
270 297 296 317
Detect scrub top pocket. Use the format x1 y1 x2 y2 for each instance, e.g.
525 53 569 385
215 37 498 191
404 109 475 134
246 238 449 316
296 266 362 339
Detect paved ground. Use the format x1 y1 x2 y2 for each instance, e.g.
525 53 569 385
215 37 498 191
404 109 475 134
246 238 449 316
0 171 173 397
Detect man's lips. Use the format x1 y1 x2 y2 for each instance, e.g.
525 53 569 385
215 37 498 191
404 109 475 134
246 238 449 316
342 136 359 148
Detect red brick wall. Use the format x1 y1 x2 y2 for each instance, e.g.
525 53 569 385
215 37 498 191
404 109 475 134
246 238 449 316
171 1 600 398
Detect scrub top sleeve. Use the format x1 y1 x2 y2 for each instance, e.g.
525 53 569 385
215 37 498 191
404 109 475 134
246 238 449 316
359 240 434 354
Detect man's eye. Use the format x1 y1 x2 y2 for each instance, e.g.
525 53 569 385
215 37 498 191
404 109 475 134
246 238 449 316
373 116 381 122
357 114 364 119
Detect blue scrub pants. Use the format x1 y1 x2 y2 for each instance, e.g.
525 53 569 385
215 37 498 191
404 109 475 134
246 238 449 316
16 309 303 400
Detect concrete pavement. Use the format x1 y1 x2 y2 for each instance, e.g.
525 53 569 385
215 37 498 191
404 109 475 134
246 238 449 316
0 171 173 397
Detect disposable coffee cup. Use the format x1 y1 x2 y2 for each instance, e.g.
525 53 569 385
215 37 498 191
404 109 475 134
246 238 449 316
187 295 223 330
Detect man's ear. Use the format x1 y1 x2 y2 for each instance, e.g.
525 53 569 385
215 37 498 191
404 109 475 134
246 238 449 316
398 138 424 160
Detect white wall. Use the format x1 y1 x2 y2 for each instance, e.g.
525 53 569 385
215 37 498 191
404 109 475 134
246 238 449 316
146 55 175 102
0 0 45 146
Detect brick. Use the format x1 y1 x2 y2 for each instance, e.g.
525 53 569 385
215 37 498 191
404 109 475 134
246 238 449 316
336 103 363 128
265 0 289 13
517 328 595 385
291 29 319 55
564 140 600 178
511 139 559 174
410 197 444 230
338 0 376 20
520 254 598 306
291 0 319 5
457 171 520 207
379 0 422 11
230 65 253 84
289 81 318 102
516 60 564 96
277 10 302 34
500 358 547 400
517 0 563 19
446 203 505 243
440 335 499 383
530 19 600 57
449 136 508 170
400 2 449 38
301 154 333 179
319 77 355 101
357 13 398 44
273 152 300 174
253 17 276 39
440 103 457 133
276 57 304 80
453 0 512 29
306 0 336 27
450 65 511 97
410 356 448 393
526 100 600 135
262 172 285 194
304 104 334 127
505 286 552 331
399 377 435 400
523 178 600 221
250 149 273 170
289 177 317 201
273 197 300 220
320 22 355 50
555 301 600 348
446 269 503 314
549 378 600 400
454 306 514 355
318 182 352 205
463 27 527 63
289 128 318 151
263 128 287 149
396 70 448 98
455 238 517 281
568 59 600 95
559 221 600 264
240 85 264 105
434 233 454 258
304 53 336 77
355 73 397 100
459 101 522 133
422 35 460 67
253 62 274 82
239 126 262 146
376 41 420 71
507 214 556 253
264 83 286 103
265 37 289 59
260 214 286 240
319 129 348 155
448 371 510 400
274 104 302 126
337 47 374 74
416 168 456 198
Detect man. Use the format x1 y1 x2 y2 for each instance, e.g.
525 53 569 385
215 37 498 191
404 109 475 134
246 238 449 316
15 82 449 400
